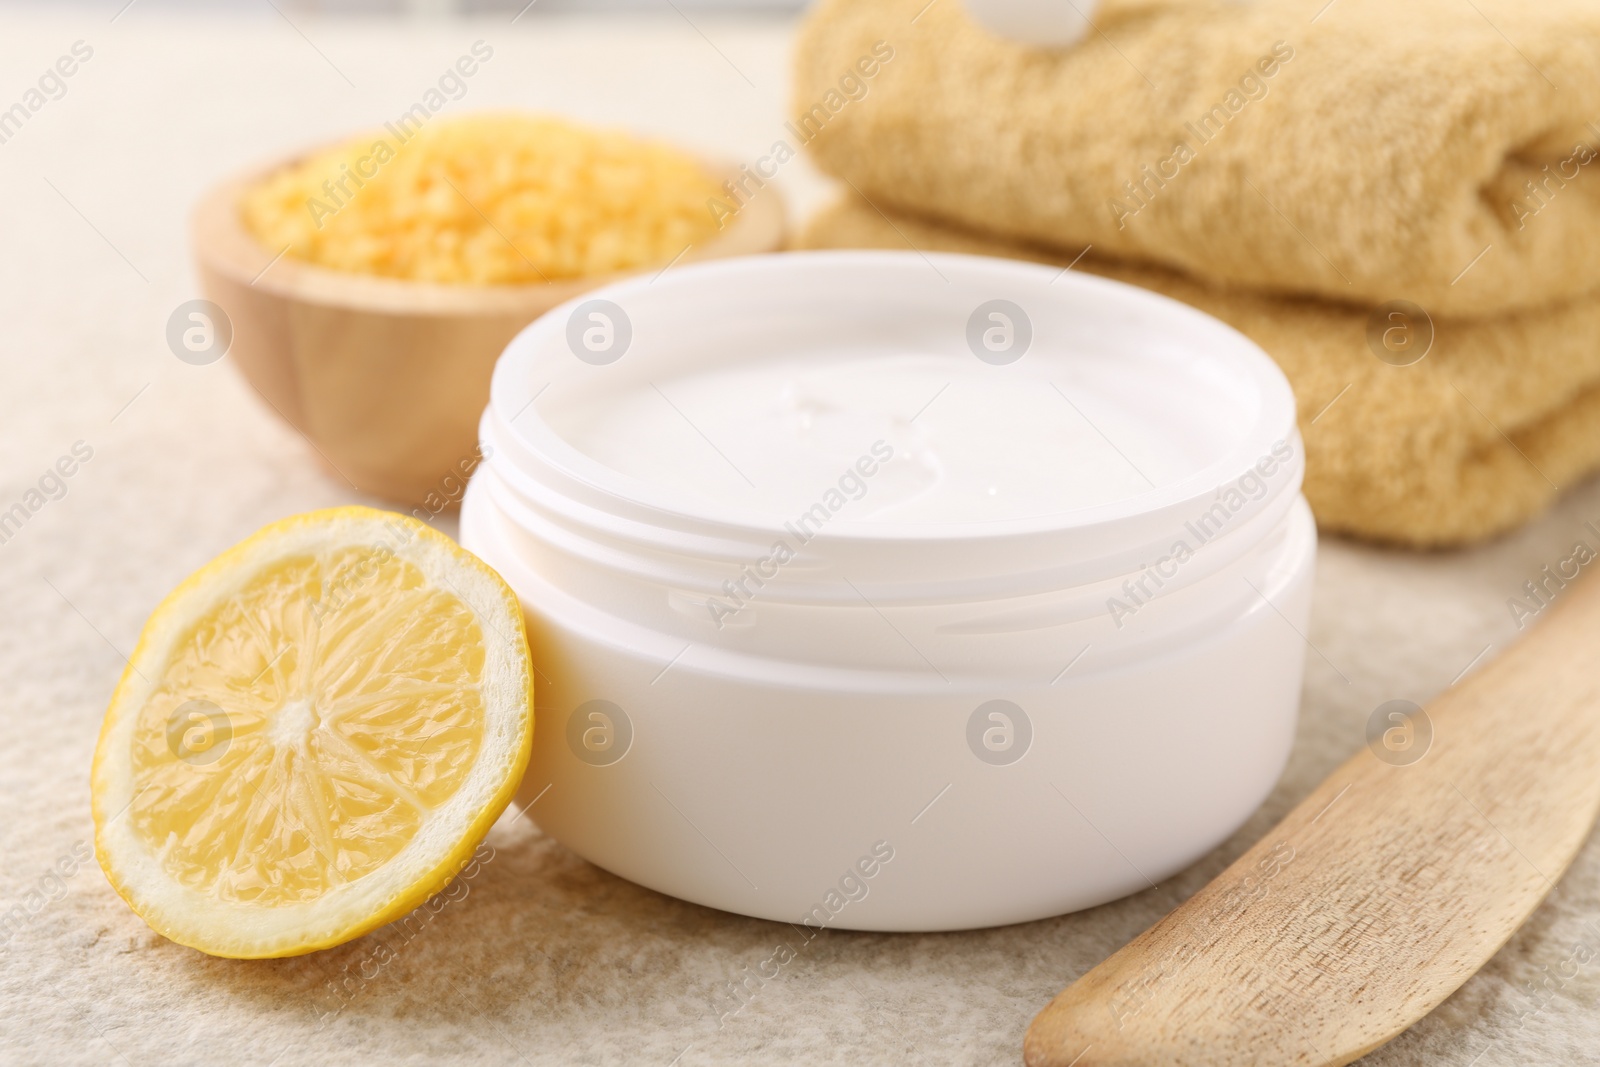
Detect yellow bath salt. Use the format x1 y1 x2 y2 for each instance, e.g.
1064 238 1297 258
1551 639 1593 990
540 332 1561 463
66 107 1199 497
240 113 724 284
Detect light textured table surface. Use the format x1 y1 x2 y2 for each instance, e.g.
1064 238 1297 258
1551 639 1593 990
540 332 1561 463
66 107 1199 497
3 9 1599 1065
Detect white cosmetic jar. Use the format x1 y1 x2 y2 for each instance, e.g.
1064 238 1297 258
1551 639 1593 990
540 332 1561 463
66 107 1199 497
461 251 1314 932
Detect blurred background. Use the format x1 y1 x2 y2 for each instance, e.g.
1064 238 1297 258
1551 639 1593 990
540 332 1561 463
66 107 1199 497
0 0 808 12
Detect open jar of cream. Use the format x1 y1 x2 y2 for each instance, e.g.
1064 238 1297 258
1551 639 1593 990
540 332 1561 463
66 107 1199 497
461 251 1314 931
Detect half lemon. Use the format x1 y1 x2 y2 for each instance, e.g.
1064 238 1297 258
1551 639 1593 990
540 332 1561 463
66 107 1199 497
91 506 533 958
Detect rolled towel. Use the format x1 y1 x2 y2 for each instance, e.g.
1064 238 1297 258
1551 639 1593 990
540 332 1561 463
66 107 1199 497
798 194 1600 547
792 0 1600 318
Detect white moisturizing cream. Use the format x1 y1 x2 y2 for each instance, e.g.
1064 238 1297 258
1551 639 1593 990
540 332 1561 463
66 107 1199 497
549 351 1208 525
462 251 1315 931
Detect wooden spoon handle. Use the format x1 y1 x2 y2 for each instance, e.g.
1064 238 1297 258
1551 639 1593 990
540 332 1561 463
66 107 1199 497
1025 573 1600 1067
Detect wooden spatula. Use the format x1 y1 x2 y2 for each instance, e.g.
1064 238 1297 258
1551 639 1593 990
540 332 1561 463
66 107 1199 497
1025 574 1600 1067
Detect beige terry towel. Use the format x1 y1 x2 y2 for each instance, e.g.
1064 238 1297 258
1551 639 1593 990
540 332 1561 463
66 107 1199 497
792 0 1600 318
799 195 1600 547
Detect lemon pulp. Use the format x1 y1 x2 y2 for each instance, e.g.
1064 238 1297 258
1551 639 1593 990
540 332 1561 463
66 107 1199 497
129 548 486 904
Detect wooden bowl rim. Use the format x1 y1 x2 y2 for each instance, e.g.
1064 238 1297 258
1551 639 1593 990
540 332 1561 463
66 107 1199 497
191 143 786 316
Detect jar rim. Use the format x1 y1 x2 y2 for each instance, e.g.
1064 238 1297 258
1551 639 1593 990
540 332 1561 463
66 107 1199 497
487 251 1300 554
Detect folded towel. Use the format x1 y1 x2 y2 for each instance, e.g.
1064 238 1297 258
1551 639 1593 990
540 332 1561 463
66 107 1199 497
792 0 1600 318
798 195 1600 547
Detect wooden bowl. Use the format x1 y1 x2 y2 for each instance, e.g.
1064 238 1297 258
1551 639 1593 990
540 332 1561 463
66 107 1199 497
192 155 784 509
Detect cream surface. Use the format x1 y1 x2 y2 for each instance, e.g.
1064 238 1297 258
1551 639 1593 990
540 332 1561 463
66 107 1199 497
549 352 1216 524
